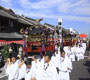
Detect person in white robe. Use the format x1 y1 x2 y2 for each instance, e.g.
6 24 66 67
55 46 58 56
34 56 45 80
64 46 75 61
5 54 19 80
76 45 85 61
18 46 23 55
71 46 76 61
36 51 58 80
5 58 10 76
56 50 72 80
82 42 86 53
51 48 61 69
16 54 26 80
24 58 36 80
18 63 26 80
74 43 79 61
55 44 60 56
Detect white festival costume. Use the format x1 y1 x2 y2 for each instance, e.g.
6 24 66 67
25 67 37 80
36 57 58 80
57 54 72 80
64 46 75 61
16 60 26 80
5 62 19 80
77 47 85 61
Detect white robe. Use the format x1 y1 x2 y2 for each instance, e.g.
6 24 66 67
32 60 38 69
42 61 58 80
19 47 23 55
5 62 19 80
35 59 44 80
31 57 45 80
55 46 60 55
51 53 61 68
76 47 85 61
58 46 60 54
36 59 58 80
82 43 86 53
74 46 79 57
51 55 58 68
25 67 37 80
57 55 72 80
71 47 76 61
63 46 68 53
18 62 26 80
64 47 75 61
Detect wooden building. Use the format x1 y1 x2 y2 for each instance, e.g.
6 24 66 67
0 6 42 41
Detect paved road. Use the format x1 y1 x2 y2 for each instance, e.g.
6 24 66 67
0 51 90 80
0 67 8 80
70 57 90 80
70 51 90 80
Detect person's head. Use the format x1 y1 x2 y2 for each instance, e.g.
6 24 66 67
11 57 16 63
11 54 17 63
7 58 10 62
76 42 79 47
17 54 22 59
25 58 33 69
20 46 22 48
17 54 24 61
44 51 52 63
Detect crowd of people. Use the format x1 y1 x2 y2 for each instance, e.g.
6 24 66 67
4 41 87 80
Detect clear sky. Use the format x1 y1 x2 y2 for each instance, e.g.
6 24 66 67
0 0 90 36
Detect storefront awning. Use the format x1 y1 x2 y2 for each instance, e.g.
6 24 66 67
0 40 24 47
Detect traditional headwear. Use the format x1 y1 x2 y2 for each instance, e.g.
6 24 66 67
25 58 33 65
12 53 17 59
44 51 52 59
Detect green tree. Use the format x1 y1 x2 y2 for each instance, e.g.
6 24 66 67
1 46 9 61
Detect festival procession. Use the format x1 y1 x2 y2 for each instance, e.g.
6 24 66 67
0 1 90 80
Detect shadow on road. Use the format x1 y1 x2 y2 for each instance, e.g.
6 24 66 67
86 47 90 51
0 70 2 73
79 78 90 80
83 61 90 74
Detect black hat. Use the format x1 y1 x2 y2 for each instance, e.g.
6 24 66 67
25 58 33 65
12 53 17 59
79 44 82 47
44 51 52 58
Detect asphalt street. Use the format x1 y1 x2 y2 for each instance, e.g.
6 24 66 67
0 67 8 80
70 51 90 80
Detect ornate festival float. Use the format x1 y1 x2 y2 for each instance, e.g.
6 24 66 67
20 24 55 55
